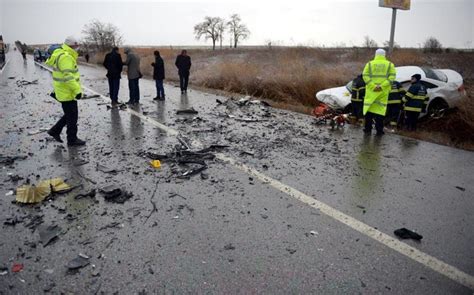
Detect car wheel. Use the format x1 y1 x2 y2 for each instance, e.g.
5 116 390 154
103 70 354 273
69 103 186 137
427 98 449 119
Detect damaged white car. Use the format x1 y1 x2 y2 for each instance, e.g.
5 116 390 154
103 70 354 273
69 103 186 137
316 66 466 117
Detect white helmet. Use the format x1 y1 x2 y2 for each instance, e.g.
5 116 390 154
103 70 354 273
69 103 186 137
375 48 386 57
64 36 79 47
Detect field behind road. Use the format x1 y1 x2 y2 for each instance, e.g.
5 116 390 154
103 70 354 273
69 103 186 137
89 47 474 149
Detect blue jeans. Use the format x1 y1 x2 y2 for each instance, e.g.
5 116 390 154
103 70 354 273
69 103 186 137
155 79 165 98
108 78 120 102
128 78 140 102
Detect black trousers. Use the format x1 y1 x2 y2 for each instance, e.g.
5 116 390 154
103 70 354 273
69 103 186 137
128 78 140 102
108 78 120 102
364 112 384 134
50 100 78 142
405 111 420 131
351 101 363 119
179 72 189 91
386 103 401 127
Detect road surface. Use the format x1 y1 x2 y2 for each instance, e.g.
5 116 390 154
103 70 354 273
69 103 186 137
1 52 473 294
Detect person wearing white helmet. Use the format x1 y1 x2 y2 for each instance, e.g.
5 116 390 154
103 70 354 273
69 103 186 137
361 48 396 136
45 36 86 146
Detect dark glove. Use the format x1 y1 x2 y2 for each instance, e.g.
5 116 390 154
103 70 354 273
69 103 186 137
49 92 56 99
75 93 82 100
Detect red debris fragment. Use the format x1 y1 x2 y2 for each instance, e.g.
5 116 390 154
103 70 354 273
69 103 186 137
12 263 24 273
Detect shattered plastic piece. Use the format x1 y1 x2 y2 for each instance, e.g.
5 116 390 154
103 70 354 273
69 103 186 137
16 178 71 204
5 190 14 196
96 163 119 174
99 185 132 204
0 267 8 276
179 165 208 179
0 155 28 165
44 269 54 274
27 128 48 136
74 189 96 200
224 243 236 250
455 186 465 191
176 107 198 115
12 263 24 273
394 228 423 240
4 216 22 226
38 225 62 246
150 160 161 168
310 231 318 235
66 255 90 270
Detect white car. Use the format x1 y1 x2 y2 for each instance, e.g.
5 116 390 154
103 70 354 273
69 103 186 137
315 66 466 117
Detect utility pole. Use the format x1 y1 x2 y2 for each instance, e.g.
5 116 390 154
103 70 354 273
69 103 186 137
379 0 410 54
388 8 397 54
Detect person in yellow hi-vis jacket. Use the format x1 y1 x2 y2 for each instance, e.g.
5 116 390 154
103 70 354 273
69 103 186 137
45 37 86 146
362 49 396 136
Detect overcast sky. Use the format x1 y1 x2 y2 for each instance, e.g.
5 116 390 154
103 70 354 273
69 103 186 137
0 0 473 48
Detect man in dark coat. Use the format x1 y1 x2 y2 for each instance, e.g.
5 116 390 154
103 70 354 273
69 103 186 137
402 74 428 131
152 50 165 101
123 48 141 104
103 47 123 105
175 50 191 93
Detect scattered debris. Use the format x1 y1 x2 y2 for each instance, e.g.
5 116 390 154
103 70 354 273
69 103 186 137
394 228 423 241
4 216 23 226
38 225 62 246
81 94 100 99
99 185 132 204
144 182 159 224
224 243 236 250
310 231 318 235
16 79 38 87
75 169 97 185
99 222 124 230
27 128 48 136
66 254 90 270
16 178 71 204
96 163 119 174
0 266 8 276
179 165 207 179
177 107 198 115
150 160 161 169
5 190 14 196
0 155 28 166
455 186 465 191
286 248 297 254
12 263 24 273
74 189 96 200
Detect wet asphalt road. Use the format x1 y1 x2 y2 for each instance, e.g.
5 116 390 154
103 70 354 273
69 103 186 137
0 53 473 294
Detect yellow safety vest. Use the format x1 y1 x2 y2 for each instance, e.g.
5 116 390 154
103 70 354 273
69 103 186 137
45 44 82 102
362 56 396 116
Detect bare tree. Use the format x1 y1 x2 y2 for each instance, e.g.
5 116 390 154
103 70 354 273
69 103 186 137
423 37 443 53
362 35 378 48
227 14 250 48
194 17 223 50
216 19 227 50
383 40 400 49
82 19 123 52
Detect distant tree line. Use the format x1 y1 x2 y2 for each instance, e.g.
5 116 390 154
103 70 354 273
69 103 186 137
194 14 250 50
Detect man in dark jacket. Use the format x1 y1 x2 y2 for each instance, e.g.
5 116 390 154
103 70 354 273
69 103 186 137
350 74 365 125
103 47 123 105
402 74 428 131
152 50 165 101
175 50 191 93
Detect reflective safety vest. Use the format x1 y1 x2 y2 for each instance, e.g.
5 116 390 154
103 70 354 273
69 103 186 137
351 76 365 103
388 81 405 105
45 44 81 102
403 82 428 113
362 55 396 116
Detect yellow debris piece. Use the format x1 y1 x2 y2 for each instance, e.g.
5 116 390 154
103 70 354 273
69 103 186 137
16 178 71 204
150 160 161 168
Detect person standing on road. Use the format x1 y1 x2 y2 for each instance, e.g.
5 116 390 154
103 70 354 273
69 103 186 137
123 48 141 104
402 74 428 131
175 50 191 94
103 47 123 105
362 48 396 136
350 74 365 125
386 80 405 129
45 36 86 146
152 50 165 101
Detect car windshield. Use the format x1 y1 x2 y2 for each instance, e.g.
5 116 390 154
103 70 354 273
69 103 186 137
421 67 448 82
345 81 353 92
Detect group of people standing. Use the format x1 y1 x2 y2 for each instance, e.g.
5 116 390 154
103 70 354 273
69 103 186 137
350 48 428 134
102 48 192 105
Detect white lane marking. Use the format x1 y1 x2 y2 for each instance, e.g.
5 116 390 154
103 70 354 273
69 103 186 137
215 153 474 290
0 59 10 74
34 60 474 290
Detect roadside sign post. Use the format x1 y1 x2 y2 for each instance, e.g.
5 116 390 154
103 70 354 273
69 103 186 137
379 0 410 54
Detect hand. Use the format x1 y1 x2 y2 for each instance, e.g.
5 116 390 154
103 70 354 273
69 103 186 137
75 93 82 100
374 85 382 92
